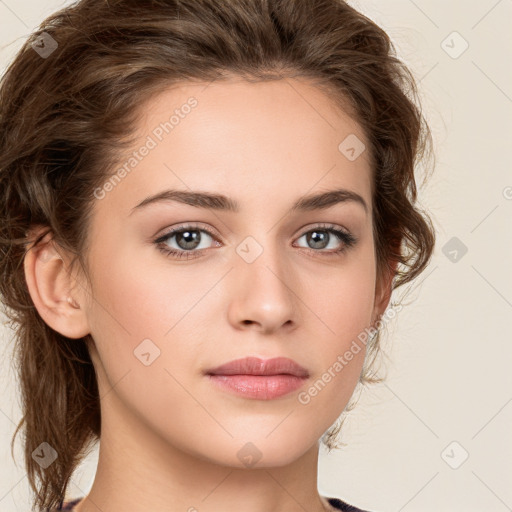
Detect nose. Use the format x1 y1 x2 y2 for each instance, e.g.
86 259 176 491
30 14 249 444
226 244 298 335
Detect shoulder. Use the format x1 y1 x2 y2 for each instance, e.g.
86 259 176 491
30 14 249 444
326 496 377 512
47 497 84 511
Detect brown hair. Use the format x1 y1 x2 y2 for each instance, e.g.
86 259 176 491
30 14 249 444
0 0 435 509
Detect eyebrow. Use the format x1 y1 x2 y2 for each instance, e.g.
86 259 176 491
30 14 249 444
130 187 368 216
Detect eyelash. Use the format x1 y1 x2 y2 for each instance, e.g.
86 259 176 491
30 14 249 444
153 222 357 261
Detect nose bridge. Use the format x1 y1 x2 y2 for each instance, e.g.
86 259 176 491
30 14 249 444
229 229 298 330
236 230 292 293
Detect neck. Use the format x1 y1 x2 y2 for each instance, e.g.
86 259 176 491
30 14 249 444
74 384 336 512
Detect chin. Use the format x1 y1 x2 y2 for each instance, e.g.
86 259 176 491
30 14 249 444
199 433 318 469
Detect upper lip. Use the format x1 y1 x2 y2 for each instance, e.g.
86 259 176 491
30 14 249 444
205 357 309 378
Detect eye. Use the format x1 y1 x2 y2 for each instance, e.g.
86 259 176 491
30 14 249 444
153 222 357 260
293 223 357 257
154 223 220 260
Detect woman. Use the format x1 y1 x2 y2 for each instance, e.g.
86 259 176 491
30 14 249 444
0 0 435 511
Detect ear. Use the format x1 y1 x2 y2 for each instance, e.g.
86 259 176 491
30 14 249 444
371 257 398 327
23 226 90 339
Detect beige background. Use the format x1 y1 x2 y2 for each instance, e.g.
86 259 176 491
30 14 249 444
1 1 511 511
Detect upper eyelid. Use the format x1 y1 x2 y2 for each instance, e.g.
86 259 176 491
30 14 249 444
155 222 219 241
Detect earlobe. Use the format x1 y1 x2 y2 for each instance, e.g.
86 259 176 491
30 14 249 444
23 228 90 340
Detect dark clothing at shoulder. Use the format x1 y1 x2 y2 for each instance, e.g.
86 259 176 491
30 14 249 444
52 496 374 511
49 497 83 511
328 496 376 511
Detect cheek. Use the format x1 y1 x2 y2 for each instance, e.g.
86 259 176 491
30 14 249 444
84 246 215 381
303 255 376 399
308 255 376 341
87 242 189 339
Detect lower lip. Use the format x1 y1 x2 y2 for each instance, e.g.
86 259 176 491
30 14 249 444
207 374 308 400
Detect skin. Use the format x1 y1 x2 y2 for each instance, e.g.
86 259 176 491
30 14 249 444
24 77 393 512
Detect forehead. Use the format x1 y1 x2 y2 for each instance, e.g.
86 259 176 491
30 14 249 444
95 77 372 216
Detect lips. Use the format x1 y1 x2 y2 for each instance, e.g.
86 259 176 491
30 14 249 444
205 356 309 378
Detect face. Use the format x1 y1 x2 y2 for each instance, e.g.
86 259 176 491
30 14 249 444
77 77 383 467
